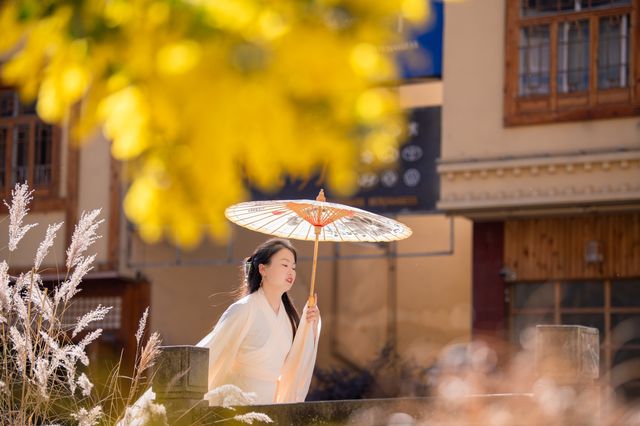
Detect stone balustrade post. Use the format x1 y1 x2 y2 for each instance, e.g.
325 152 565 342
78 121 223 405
152 345 209 425
533 325 602 422
535 324 599 385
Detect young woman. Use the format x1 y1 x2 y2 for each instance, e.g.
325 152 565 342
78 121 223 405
198 238 321 404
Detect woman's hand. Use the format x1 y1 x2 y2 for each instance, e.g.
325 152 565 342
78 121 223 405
306 293 320 325
306 294 320 342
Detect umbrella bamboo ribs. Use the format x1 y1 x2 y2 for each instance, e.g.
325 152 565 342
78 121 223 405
225 189 412 310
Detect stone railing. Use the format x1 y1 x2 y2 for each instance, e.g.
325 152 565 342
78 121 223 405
152 325 599 425
152 345 209 425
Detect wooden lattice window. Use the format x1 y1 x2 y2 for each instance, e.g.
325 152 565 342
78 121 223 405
0 88 60 197
505 0 640 125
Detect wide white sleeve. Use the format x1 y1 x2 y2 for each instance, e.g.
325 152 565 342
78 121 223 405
275 304 321 403
196 300 253 398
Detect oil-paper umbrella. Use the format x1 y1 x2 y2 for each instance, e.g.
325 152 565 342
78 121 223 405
224 189 413 306
224 189 412 402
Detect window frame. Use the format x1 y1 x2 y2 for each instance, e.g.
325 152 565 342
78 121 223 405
508 278 640 386
504 0 640 126
0 87 63 209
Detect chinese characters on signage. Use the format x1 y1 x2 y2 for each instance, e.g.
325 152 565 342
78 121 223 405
251 107 441 215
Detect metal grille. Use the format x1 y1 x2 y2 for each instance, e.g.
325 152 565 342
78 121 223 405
519 25 551 96
598 14 630 89
0 128 6 187
63 296 122 331
12 125 29 185
34 123 52 186
557 20 590 93
0 91 15 118
522 0 631 17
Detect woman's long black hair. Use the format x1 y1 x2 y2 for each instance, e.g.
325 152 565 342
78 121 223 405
241 238 300 338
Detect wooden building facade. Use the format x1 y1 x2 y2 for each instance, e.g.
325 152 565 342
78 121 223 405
440 0 640 398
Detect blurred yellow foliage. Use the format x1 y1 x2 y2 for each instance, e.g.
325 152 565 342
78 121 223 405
0 0 428 248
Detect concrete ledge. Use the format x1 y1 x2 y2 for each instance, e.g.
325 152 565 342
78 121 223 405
201 395 535 425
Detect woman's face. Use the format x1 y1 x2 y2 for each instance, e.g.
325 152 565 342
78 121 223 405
260 248 297 293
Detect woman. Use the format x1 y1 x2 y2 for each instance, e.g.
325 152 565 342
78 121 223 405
197 238 321 405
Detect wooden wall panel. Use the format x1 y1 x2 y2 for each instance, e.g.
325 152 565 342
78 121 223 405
504 213 640 281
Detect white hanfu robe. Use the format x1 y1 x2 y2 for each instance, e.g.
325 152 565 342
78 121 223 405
197 288 320 404
120 288 319 422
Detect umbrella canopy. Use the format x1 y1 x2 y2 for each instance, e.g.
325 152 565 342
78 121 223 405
224 193 412 243
225 190 412 306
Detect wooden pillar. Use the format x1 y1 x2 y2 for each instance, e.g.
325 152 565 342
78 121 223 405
472 221 506 338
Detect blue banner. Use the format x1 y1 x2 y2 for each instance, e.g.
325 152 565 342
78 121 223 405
393 0 444 80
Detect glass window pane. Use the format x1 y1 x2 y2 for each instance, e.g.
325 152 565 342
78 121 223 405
522 0 630 16
522 0 558 17
12 125 29 185
589 0 631 10
560 280 603 307
611 349 640 401
559 0 576 12
512 282 555 309
520 25 551 96
511 313 555 345
561 313 605 339
598 14 630 90
20 99 37 115
613 349 640 367
611 314 640 346
521 0 536 16
0 91 15 118
611 279 640 307
34 122 52 186
0 127 5 188
557 20 590 93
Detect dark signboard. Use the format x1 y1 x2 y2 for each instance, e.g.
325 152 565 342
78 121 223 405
250 106 441 215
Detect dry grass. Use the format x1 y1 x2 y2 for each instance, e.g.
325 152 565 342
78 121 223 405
0 183 163 425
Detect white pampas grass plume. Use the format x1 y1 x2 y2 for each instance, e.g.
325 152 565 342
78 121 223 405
4 182 38 251
233 413 274 424
13 291 28 323
71 406 103 426
64 356 77 393
39 331 64 374
54 254 95 305
10 326 32 375
66 209 103 269
121 396 168 426
15 271 29 293
34 357 51 398
30 281 54 322
66 343 90 367
72 305 112 337
0 261 10 312
34 222 63 270
205 384 257 407
78 329 103 350
138 332 162 374
136 307 149 345
39 330 60 352
77 372 94 397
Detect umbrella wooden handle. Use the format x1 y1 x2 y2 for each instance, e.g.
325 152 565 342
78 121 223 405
308 225 321 307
